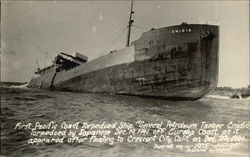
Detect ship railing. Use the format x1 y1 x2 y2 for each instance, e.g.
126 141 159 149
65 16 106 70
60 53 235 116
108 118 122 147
35 64 56 75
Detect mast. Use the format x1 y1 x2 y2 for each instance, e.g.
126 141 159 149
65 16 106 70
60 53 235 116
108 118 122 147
126 0 134 47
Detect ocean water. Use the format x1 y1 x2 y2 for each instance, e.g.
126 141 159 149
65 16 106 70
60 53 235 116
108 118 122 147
1 87 249 157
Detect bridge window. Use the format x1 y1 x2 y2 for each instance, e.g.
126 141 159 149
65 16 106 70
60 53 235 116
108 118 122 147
149 41 154 46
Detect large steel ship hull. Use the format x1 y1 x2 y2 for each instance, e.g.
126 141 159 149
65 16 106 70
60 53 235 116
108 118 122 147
28 24 219 100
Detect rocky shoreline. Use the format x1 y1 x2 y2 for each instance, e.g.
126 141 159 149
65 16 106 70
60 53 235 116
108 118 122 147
208 88 250 100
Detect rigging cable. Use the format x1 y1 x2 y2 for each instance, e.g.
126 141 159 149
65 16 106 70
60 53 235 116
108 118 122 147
132 24 147 31
101 26 128 56
48 53 54 62
44 51 48 68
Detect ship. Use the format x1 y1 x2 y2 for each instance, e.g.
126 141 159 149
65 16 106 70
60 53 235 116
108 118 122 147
28 1 219 100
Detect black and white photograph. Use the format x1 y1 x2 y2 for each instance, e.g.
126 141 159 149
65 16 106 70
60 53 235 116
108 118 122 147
1 0 249 157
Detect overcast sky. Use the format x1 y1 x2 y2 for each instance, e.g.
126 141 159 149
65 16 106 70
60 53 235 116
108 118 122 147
1 1 249 88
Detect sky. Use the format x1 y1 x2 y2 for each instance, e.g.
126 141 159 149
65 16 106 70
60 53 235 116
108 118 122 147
1 1 249 88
